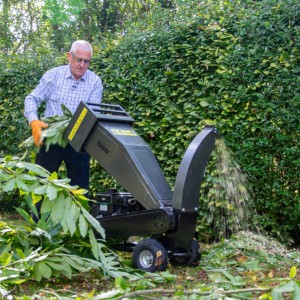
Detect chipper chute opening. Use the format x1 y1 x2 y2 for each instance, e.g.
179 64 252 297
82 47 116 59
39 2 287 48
64 101 218 272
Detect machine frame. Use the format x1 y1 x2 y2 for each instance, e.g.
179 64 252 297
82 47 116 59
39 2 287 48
64 102 218 272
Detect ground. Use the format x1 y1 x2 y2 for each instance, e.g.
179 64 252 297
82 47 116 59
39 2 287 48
1 212 300 299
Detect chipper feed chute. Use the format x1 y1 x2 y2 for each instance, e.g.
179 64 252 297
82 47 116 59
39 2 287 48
64 102 218 272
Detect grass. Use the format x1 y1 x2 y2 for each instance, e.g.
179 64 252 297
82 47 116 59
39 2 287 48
0 210 24 226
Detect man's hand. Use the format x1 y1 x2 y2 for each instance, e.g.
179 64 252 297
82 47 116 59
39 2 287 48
30 120 48 146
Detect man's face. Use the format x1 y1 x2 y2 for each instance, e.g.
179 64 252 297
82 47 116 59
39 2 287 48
68 47 92 80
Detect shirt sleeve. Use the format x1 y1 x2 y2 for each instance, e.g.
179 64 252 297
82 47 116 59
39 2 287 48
24 68 56 123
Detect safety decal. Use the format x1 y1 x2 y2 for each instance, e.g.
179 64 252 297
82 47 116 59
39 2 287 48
110 129 137 136
68 107 88 141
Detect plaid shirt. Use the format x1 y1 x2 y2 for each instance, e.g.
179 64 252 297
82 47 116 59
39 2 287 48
24 64 103 123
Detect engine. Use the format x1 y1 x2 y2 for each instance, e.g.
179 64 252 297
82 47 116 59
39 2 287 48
91 188 144 218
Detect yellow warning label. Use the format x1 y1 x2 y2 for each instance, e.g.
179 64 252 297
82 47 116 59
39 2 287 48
68 108 88 141
111 129 137 136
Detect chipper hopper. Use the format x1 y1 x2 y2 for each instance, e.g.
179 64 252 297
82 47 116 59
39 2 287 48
64 102 218 272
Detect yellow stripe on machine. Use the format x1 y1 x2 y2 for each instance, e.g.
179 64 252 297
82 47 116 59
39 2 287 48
111 129 137 136
68 108 88 141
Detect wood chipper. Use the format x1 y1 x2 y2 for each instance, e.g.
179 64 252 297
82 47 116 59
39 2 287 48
64 102 218 272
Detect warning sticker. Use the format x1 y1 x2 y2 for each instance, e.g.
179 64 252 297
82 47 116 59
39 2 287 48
110 129 137 136
68 108 88 141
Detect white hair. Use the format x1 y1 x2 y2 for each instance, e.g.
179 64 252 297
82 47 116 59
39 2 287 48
70 40 93 56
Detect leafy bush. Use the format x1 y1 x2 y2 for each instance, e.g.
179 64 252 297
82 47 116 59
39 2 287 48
0 55 57 155
94 0 300 242
0 0 299 243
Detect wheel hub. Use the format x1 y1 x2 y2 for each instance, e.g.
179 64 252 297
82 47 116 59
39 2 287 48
139 250 154 268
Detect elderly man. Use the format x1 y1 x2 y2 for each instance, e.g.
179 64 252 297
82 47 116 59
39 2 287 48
24 40 103 218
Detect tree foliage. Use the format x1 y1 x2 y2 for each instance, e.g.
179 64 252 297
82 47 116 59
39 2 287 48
0 0 162 54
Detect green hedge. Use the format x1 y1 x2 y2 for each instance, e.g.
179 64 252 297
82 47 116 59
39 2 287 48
94 0 299 242
0 54 62 206
0 0 299 243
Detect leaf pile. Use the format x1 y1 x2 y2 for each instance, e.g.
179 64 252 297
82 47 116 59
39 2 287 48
203 231 300 270
198 231 300 300
231 231 299 262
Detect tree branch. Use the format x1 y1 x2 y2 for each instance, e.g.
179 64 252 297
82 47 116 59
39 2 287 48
116 287 271 299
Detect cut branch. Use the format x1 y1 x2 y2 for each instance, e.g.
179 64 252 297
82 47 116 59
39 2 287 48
115 287 271 299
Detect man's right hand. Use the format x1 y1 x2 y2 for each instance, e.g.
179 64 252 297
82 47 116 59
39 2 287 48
30 120 48 146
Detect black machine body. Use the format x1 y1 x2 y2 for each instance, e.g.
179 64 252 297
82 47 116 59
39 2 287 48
64 102 218 272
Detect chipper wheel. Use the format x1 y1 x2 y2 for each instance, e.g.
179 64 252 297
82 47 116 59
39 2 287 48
170 239 201 266
132 238 168 272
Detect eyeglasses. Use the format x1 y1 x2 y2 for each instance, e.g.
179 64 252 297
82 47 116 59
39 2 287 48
71 52 91 65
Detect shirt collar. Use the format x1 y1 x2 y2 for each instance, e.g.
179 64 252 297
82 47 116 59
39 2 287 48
66 64 87 81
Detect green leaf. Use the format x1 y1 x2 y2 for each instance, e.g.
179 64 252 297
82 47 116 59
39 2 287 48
0 173 11 181
33 264 42 282
89 229 100 259
32 193 43 205
40 195 54 212
46 184 58 200
16 248 26 260
273 281 295 294
200 100 209 107
241 259 260 270
71 188 88 195
81 207 105 239
61 103 73 117
0 252 12 267
17 174 37 181
2 178 16 192
203 119 215 125
45 261 65 271
60 262 73 279
48 172 58 180
50 192 66 222
66 201 80 236
15 207 32 223
19 136 34 148
190 111 200 118
15 161 49 178
115 277 128 290
37 261 52 279
34 185 47 195
60 214 68 234
78 214 89 237
294 282 300 300
289 266 297 279
270 62 278 68
63 256 88 272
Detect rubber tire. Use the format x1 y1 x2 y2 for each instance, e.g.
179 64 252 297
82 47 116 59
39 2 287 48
132 238 168 272
170 239 201 266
